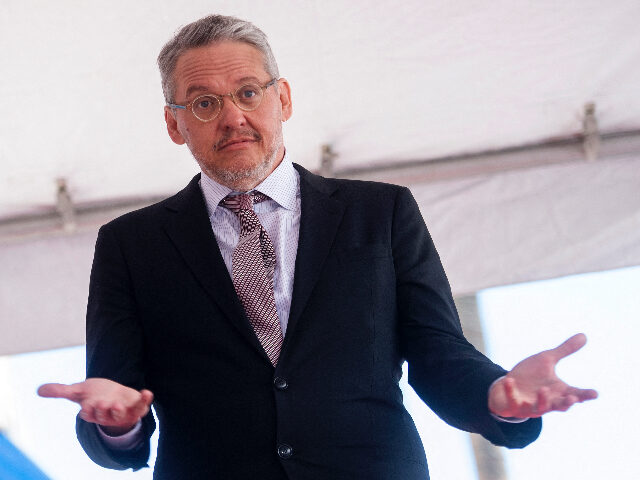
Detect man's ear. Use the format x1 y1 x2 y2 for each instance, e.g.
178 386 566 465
164 107 186 145
277 78 292 122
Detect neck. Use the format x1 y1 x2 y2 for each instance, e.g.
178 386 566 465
201 147 286 192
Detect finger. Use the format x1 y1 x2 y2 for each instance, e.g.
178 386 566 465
79 405 97 424
140 389 154 407
94 400 112 424
132 396 151 420
94 409 108 424
536 387 551 415
503 377 521 416
549 333 587 361
521 401 535 418
554 394 578 412
78 409 92 422
110 403 125 423
571 387 599 402
37 383 82 402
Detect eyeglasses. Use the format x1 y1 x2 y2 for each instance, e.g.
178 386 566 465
167 78 278 122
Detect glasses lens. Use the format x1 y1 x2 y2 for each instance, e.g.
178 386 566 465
234 84 263 111
192 95 221 121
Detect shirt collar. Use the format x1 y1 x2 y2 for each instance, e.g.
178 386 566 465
253 152 299 211
199 151 299 217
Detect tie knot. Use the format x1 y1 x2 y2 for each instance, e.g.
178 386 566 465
220 192 269 213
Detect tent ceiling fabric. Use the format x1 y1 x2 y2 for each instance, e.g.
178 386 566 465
1 0 639 217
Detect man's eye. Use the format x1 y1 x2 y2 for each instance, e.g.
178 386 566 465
192 96 218 111
237 84 261 100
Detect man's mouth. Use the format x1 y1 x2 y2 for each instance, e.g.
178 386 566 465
215 132 261 151
218 138 253 150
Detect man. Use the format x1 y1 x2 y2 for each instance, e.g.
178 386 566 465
38 14 597 479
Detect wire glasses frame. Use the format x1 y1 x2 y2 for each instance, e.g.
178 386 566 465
167 78 278 122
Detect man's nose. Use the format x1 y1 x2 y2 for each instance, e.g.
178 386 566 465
217 95 247 128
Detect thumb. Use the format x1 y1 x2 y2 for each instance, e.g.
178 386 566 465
37 383 81 402
550 333 587 361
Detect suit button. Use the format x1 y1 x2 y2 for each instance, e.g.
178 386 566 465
277 443 293 459
273 377 288 390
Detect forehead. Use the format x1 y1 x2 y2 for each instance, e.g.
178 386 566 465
173 41 268 97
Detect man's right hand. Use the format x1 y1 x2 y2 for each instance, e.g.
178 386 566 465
38 378 153 436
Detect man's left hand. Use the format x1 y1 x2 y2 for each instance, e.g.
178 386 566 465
488 333 598 418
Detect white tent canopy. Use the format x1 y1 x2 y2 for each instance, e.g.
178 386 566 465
2 0 640 355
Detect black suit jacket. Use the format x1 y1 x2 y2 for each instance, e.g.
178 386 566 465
76 164 541 479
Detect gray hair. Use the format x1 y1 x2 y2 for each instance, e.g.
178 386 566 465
157 15 280 103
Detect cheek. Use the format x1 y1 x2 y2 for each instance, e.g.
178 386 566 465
254 105 282 134
256 114 281 138
181 125 210 149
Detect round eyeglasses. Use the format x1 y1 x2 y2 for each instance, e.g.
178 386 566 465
167 78 278 122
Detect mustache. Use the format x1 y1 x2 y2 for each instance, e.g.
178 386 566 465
213 129 261 151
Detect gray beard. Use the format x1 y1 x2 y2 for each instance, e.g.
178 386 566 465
200 140 281 192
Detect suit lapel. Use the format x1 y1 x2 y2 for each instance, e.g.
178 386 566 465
284 165 345 351
161 174 270 362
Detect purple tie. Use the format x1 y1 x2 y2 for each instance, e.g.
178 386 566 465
220 192 283 365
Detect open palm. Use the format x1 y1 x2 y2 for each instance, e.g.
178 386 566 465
489 333 598 418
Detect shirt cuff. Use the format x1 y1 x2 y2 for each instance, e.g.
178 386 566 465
97 420 144 450
488 376 529 423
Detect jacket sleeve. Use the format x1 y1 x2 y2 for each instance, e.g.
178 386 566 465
392 186 541 448
76 223 156 469
76 414 156 471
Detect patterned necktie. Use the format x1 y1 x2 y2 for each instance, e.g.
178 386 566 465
220 192 283 365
